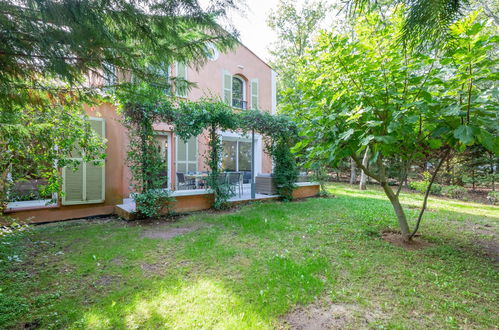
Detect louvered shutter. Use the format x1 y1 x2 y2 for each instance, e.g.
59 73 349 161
176 62 187 97
223 71 232 105
85 161 104 202
63 163 84 203
251 79 259 109
62 117 106 205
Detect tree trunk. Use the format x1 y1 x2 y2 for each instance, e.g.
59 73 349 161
491 155 496 192
409 149 450 239
349 158 357 184
381 181 410 240
359 147 369 190
352 153 411 241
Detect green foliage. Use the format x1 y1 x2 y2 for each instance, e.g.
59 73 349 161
0 92 106 211
284 10 497 236
1 0 238 214
409 181 443 195
173 100 240 209
442 185 467 199
272 138 298 201
348 0 499 47
118 85 300 210
117 85 176 218
267 0 329 94
132 189 175 218
487 191 499 205
409 171 443 195
239 110 299 200
2 0 237 108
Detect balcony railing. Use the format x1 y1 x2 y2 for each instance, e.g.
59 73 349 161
232 99 248 110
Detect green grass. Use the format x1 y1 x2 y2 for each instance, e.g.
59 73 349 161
1 183 498 329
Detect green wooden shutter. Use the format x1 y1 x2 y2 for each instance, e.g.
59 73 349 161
223 71 232 105
176 62 187 97
251 79 259 109
85 161 105 202
63 163 84 203
62 117 106 205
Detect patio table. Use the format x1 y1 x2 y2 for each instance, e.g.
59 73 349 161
185 173 208 189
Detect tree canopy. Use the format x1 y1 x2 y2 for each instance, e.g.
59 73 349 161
267 0 328 94
0 0 239 210
283 9 498 239
348 0 498 46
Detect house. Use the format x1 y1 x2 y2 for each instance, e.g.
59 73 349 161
5 43 299 223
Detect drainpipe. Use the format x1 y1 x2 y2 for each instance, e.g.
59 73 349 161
251 128 256 199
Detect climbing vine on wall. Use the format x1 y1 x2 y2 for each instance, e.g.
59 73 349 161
117 85 176 218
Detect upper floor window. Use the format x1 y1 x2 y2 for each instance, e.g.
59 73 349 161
205 43 219 61
223 71 259 110
103 63 116 87
232 76 246 109
150 62 171 95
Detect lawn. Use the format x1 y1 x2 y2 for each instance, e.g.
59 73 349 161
1 183 498 329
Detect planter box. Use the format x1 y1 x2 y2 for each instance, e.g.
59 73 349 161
292 182 320 199
255 175 312 195
255 175 277 195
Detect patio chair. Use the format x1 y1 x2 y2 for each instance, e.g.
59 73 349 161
242 171 252 184
227 172 243 197
176 172 196 190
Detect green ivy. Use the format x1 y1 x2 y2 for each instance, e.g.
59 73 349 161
117 84 176 218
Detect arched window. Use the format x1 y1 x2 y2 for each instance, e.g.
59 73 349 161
232 76 246 109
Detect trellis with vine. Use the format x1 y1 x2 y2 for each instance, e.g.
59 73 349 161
117 85 299 215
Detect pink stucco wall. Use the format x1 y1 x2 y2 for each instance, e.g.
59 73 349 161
177 44 274 179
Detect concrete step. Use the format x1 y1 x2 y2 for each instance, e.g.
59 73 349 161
115 199 136 221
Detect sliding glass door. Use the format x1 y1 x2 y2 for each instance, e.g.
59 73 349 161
222 138 251 172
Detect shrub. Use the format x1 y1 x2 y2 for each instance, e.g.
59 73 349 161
487 191 499 205
442 185 467 199
409 171 443 195
409 181 442 195
132 189 174 218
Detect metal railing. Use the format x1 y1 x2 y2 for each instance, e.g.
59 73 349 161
232 99 248 110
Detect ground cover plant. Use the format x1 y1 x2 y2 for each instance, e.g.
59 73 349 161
0 183 497 329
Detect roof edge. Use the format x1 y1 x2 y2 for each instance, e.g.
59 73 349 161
237 41 273 70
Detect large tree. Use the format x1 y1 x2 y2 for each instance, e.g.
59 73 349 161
349 0 498 45
266 0 328 94
284 10 498 240
0 0 238 211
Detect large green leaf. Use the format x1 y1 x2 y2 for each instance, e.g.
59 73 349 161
453 125 475 145
477 130 499 154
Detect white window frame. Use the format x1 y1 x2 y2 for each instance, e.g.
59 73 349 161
232 75 246 109
175 135 198 175
62 117 106 205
